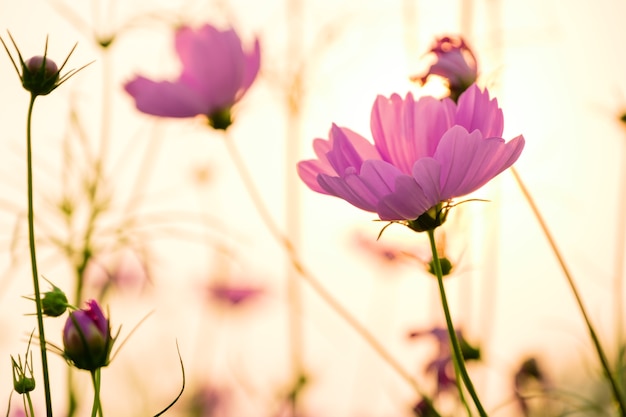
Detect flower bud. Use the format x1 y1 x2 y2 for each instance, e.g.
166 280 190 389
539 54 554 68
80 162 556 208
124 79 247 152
21 55 60 96
41 284 68 317
413 398 440 417
427 256 453 277
11 355 35 394
208 107 233 131
63 300 113 371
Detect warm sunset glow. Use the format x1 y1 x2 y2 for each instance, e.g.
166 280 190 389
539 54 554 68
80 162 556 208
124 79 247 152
0 1 624 416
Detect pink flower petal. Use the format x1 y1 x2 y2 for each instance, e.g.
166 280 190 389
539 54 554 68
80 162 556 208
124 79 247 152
239 38 261 96
125 23 260 120
455 84 504 138
377 175 435 221
325 124 378 174
124 76 208 117
371 93 455 173
317 168 379 212
435 126 525 199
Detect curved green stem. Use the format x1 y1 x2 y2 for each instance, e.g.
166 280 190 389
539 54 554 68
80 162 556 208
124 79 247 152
26 94 53 417
427 229 487 417
511 167 626 416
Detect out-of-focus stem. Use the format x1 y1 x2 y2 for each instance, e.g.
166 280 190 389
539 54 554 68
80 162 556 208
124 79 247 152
285 0 305 410
221 134 424 395
613 136 626 346
26 94 53 417
511 166 626 416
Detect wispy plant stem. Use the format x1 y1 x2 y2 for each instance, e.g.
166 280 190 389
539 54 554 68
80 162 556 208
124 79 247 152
285 0 306 411
26 93 53 417
221 134 425 395
427 228 487 417
511 167 626 416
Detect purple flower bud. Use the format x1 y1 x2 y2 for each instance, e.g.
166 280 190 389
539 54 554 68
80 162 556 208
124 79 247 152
412 35 478 102
63 300 112 371
1 33 86 97
25 55 59 77
21 55 60 96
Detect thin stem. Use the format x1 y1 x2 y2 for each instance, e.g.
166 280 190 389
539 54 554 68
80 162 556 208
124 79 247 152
511 166 626 415
427 229 487 417
26 94 53 417
614 138 626 347
26 392 35 417
221 134 424 395
90 369 102 417
284 0 305 411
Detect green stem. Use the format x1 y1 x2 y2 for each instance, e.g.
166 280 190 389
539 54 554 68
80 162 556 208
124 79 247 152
90 369 102 417
26 93 53 417
511 167 626 416
427 229 487 417
25 392 35 417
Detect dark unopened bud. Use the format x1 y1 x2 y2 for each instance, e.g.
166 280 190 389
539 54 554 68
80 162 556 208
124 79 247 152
413 398 440 417
208 107 233 130
459 335 481 361
22 55 60 96
41 283 68 317
428 256 453 277
11 354 35 394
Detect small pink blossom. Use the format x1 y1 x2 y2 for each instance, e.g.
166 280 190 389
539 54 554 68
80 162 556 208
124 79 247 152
207 282 264 307
124 24 260 129
412 35 477 100
297 84 524 227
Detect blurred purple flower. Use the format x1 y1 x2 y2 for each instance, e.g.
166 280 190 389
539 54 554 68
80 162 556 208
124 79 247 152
207 281 264 307
63 300 113 371
409 327 480 395
187 385 231 417
297 85 524 228
412 35 477 101
124 23 260 129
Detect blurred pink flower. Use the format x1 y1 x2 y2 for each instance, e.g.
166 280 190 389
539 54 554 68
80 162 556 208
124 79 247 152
412 35 478 100
124 24 260 129
351 230 414 265
297 84 524 226
207 282 264 307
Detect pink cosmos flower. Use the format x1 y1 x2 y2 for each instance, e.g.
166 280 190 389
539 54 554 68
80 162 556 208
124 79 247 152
297 84 524 228
411 35 477 99
124 24 260 129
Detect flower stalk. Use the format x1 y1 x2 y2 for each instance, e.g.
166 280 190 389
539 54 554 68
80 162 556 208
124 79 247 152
90 369 103 417
511 167 626 416
427 228 487 417
221 133 425 395
26 93 54 417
